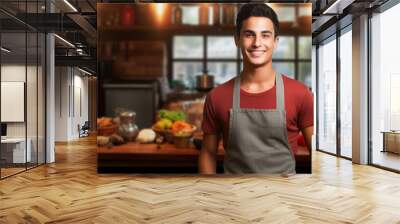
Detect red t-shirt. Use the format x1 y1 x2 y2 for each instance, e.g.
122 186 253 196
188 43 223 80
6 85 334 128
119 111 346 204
202 75 314 154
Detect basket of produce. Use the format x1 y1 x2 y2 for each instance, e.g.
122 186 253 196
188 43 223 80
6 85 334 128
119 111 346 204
97 117 117 136
171 120 196 137
152 110 196 143
171 121 196 149
152 109 187 143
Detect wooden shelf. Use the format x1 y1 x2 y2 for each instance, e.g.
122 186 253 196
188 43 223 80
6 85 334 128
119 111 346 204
98 24 236 37
99 25 310 41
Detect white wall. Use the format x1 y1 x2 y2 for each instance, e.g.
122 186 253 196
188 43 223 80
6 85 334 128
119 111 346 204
54 67 89 141
55 66 69 141
1 65 33 137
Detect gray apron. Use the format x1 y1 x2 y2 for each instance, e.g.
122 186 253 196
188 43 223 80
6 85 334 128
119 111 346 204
224 73 296 174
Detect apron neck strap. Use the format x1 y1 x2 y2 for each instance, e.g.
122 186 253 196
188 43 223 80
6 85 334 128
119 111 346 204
233 73 285 110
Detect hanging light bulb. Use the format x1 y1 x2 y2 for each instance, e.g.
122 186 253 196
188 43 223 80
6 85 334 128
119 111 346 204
154 3 166 25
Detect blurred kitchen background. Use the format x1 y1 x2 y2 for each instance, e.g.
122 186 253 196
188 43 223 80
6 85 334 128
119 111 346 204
97 3 312 129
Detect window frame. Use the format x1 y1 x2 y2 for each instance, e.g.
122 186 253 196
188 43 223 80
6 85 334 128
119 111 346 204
172 34 312 87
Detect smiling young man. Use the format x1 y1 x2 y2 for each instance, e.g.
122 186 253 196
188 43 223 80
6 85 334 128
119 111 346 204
199 3 314 174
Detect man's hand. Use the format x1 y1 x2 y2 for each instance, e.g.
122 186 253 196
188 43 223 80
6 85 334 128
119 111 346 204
198 134 219 174
301 126 314 152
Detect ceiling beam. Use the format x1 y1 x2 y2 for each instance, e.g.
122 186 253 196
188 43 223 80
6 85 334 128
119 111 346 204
67 13 97 43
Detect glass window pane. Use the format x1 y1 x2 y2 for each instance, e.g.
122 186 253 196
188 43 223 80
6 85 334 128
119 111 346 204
173 62 203 89
207 62 237 85
273 62 295 79
1 31 28 177
182 5 199 25
318 37 337 155
271 6 295 22
208 6 214 25
38 33 46 165
299 5 312 17
299 36 312 59
299 62 311 87
207 36 237 59
340 29 352 158
27 31 38 169
273 36 295 59
371 3 400 171
173 36 203 59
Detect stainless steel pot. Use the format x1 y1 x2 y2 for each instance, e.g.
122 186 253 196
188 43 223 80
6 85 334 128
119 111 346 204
196 71 214 91
118 111 139 142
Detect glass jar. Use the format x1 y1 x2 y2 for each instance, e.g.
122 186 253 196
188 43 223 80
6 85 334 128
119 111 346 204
118 111 139 142
173 5 182 25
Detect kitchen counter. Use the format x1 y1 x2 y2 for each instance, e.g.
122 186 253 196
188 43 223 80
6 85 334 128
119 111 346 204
97 142 311 173
97 142 225 173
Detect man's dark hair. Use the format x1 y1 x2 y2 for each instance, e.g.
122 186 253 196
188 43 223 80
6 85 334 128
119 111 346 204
236 3 280 37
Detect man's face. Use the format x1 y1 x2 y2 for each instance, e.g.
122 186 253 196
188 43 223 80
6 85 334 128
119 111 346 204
235 16 279 68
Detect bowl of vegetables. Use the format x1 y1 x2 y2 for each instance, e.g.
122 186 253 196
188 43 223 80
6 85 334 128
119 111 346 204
152 110 188 143
171 121 196 149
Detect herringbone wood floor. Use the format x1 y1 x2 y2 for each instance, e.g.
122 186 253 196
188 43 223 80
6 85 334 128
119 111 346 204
1 136 400 224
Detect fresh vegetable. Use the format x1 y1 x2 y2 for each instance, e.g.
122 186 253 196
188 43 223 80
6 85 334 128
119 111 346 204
174 131 192 138
158 109 186 122
136 129 156 143
97 117 114 128
171 121 193 134
109 134 124 145
97 136 110 146
154 118 173 130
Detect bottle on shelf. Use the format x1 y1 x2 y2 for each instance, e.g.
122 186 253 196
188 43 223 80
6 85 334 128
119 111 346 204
121 6 134 26
199 4 208 25
213 4 220 26
173 4 182 25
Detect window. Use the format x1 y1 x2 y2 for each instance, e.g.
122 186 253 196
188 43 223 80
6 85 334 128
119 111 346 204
371 3 400 171
273 62 295 79
299 5 312 17
173 35 239 88
207 36 237 59
173 34 312 88
173 62 203 88
181 5 200 25
173 36 203 59
0 1 46 179
298 36 312 87
298 62 311 87
207 62 237 84
339 28 352 158
273 36 295 59
271 6 296 22
318 36 337 155
299 36 312 59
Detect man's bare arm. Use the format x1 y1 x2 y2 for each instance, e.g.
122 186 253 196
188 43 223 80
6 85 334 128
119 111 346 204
198 134 219 174
301 126 314 152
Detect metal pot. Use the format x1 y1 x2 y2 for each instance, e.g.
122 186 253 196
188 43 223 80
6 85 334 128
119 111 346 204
118 111 139 142
196 71 214 91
